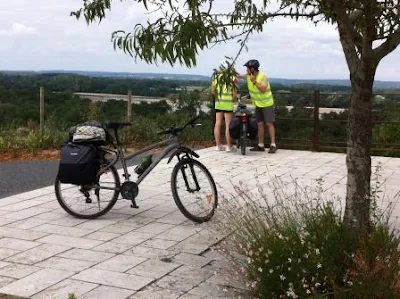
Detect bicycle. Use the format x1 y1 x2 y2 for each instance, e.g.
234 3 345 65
230 95 257 155
54 115 218 223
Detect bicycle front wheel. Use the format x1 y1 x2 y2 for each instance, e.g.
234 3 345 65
171 158 218 223
55 164 120 219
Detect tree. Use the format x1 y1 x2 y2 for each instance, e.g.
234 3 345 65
72 0 400 234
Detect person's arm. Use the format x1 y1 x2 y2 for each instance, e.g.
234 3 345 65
236 73 247 79
251 74 268 93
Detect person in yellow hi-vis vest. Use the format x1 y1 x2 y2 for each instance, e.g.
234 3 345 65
210 61 238 152
237 59 277 153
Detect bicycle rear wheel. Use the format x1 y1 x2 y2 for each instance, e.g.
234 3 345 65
55 164 120 219
241 122 247 155
171 158 218 223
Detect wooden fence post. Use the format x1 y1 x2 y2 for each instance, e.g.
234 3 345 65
40 86 44 132
127 90 132 121
313 89 320 151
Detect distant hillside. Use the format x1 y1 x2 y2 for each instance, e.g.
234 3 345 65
0 70 211 82
269 78 400 90
1 70 399 89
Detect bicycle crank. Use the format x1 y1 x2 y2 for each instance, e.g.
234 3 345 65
120 182 139 209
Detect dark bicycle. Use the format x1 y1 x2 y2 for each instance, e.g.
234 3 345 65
54 115 218 223
230 95 258 155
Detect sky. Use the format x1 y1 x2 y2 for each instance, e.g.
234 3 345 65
0 0 399 81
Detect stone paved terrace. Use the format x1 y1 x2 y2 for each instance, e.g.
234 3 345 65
0 148 399 299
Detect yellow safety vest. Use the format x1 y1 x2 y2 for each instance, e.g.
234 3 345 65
212 75 235 111
247 71 274 108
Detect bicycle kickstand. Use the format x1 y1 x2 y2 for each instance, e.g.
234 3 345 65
130 198 139 209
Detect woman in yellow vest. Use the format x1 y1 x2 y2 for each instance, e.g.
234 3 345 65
210 61 238 152
237 59 277 153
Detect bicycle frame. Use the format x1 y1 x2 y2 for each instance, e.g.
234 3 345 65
99 135 182 188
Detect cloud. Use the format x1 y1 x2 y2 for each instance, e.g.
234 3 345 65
0 23 37 36
0 0 399 81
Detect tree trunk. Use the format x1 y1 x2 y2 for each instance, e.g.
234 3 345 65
344 62 377 234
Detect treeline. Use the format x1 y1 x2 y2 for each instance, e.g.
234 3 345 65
0 73 209 97
1 73 400 156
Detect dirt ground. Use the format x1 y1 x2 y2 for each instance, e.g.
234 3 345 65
0 141 214 162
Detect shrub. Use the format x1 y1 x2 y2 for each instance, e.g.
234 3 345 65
215 167 400 299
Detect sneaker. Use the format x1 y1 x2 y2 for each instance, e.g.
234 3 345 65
215 145 225 151
268 145 277 153
250 145 265 152
226 145 236 152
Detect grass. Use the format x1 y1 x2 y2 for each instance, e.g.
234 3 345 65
0 113 215 158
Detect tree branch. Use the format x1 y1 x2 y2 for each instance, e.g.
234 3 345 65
349 9 363 22
326 0 361 72
209 29 253 45
374 27 400 60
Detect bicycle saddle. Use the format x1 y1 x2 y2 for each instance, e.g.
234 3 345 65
104 121 132 129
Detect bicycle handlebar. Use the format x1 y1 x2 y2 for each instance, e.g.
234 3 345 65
157 115 202 136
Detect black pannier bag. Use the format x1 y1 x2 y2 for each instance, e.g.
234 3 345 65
229 117 258 140
229 118 241 140
247 117 258 139
58 143 100 185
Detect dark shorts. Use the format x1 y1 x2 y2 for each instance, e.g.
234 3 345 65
215 109 233 113
255 106 275 123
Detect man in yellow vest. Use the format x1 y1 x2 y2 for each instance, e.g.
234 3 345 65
210 61 238 152
238 59 277 153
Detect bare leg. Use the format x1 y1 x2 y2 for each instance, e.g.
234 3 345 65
224 112 234 147
267 122 275 144
257 122 265 145
214 112 223 146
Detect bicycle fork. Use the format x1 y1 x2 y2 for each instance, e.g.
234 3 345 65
180 159 201 193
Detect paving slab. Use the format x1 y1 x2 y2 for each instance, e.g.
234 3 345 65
0 148 398 298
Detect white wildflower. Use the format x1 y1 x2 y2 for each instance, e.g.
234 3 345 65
269 269 274 274
315 248 320 255
286 288 298 298
306 289 311 294
317 263 322 269
258 267 263 273
280 274 286 281
288 258 292 263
